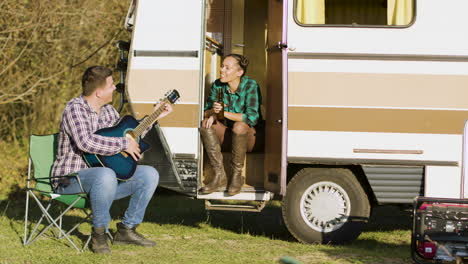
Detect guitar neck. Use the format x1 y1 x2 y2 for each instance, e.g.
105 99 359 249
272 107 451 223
133 99 169 137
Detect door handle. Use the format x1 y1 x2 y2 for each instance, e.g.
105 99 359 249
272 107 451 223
276 119 282 124
277 42 288 49
267 42 288 52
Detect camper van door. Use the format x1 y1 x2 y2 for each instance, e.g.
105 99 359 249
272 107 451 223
264 0 288 195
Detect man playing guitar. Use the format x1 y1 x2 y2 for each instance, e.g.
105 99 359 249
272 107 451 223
51 66 172 254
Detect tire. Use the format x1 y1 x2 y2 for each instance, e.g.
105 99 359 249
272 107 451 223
282 168 370 244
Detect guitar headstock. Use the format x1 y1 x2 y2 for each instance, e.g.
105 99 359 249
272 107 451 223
164 89 180 104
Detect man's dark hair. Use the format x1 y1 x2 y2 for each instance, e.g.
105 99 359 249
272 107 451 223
82 66 113 96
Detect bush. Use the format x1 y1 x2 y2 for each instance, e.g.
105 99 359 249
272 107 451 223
0 0 131 195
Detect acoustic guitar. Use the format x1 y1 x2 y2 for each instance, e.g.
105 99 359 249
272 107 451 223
83 89 180 180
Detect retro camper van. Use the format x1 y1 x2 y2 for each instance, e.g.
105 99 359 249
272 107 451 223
116 0 468 244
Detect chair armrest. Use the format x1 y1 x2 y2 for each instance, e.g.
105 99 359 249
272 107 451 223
29 174 85 194
28 175 75 180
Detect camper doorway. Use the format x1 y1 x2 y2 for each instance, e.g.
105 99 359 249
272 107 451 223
200 0 286 200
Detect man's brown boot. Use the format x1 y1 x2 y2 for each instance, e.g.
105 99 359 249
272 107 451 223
90 227 111 254
113 223 156 247
228 133 248 196
199 127 227 194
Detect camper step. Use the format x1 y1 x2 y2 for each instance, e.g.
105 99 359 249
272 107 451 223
199 185 266 193
204 200 268 212
197 190 273 201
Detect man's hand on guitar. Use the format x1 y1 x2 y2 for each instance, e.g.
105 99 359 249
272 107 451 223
154 102 173 120
125 137 141 161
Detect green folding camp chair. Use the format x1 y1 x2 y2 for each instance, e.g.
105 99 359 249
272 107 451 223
23 134 92 251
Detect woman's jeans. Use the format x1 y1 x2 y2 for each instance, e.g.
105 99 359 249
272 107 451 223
56 165 159 229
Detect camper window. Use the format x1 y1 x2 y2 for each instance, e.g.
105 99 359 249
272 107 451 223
295 0 415 27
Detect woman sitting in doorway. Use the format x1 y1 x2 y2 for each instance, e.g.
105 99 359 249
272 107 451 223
200 54 263 196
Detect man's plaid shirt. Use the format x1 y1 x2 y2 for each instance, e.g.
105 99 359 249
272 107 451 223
204 76 262 127
51 96 129 188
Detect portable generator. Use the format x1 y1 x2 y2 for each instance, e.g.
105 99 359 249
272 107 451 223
412 197 468 264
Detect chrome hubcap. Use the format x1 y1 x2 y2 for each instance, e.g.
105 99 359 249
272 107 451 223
300 181 351 233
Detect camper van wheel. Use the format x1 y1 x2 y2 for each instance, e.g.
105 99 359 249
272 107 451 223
282 168 370 244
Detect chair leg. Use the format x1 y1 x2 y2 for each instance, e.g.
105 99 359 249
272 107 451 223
80 208 93 252
24 191 91 252
41 197 83 245
25 198 53 245
23 189 31 245
61 203 91 239
35 200 60 238
26 199 57 245
24 158 32 245
42 197 83 238
107 231 113 241
28 193 81 251
30 197 60 239
82 231 112 252
82 234 92 252
58 208 63 239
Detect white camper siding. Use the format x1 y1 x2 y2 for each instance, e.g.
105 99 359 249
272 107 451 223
131 0 203 52
287 131 461 165
425 166 462 199
126 0 204 157
289 0 468 56
286 0 468 199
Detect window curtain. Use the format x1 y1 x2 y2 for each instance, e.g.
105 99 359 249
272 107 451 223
296 0 325 24
387 0 413 26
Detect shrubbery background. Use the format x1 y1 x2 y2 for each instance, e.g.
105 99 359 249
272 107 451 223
0 0 131 198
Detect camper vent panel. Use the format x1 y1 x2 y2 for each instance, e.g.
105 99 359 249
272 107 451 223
362 165 424 204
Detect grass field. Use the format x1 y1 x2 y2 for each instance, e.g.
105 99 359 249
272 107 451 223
0 189 414 264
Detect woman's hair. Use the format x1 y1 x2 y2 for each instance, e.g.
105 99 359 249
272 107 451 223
224 53 249 76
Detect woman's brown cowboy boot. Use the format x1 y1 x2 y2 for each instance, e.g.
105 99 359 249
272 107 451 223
228 132 248 196
199 127 227 194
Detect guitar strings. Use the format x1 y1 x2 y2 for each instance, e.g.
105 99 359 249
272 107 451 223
133 98 169 137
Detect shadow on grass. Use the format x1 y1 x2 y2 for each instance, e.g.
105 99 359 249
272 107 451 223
110 188 295 241
2 186 412 254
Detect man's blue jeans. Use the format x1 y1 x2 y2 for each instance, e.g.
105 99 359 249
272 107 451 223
56 165 159 229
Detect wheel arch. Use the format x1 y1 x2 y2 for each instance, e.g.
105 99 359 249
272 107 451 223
282 164 372 244
286 163 378 207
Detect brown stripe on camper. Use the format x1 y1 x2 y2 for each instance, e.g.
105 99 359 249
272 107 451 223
132 103 199 128
288 107 468 134
127 69 200 103
288 72 468 109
